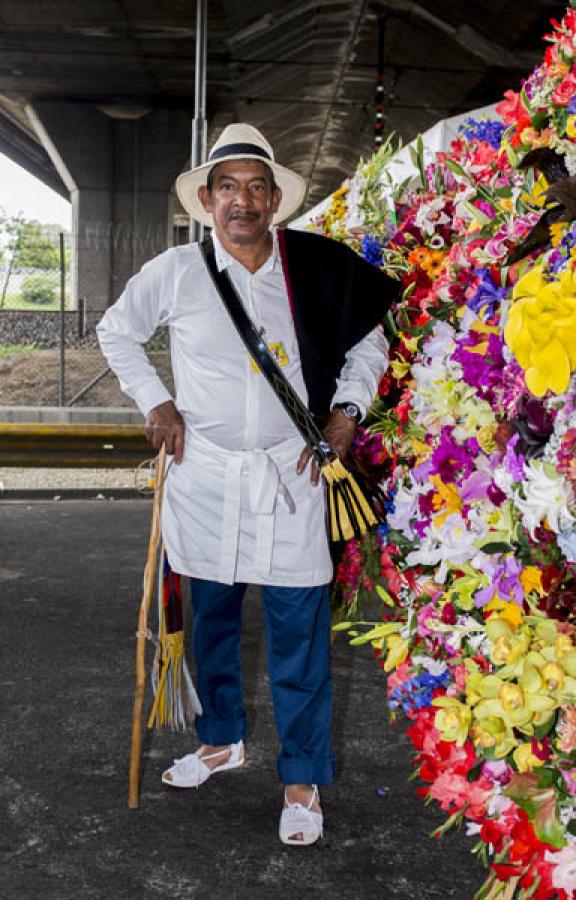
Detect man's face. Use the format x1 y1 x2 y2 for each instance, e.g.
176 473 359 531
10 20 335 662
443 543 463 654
198 159 282 245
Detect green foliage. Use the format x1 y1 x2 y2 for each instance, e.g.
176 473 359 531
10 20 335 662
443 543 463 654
20 273 57 305
0 343 37 357
10 220 60 270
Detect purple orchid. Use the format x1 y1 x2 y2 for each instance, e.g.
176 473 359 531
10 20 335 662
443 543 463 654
430 428 476 481
474 555 524 608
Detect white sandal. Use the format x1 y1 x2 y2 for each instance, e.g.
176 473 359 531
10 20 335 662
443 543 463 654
161 740 245 788
279 785 323 846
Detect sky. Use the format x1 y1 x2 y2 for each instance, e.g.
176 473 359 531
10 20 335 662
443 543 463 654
0 152 71 229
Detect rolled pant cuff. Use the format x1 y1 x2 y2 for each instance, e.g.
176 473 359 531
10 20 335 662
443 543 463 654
278 755 336 786
195 715 247 746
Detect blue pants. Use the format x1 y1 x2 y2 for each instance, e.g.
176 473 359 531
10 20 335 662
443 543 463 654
190 578 335 785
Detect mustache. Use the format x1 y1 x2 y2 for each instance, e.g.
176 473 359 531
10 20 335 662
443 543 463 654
228 210 260 220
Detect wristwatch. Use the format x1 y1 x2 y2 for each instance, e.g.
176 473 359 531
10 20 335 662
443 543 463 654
334 402 362 423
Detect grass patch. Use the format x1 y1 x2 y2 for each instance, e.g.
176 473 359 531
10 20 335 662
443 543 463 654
0 343 38 357
0 293 71 311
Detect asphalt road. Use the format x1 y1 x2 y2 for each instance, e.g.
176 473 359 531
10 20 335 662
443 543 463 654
0 500 482 900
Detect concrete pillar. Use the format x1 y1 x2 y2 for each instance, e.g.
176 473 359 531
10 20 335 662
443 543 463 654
26 101 190 312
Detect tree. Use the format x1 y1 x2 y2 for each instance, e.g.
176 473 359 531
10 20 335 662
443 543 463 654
11 219 60 270
0 214 64 308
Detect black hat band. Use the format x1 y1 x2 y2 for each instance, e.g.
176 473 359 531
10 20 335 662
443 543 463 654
209 142 272 163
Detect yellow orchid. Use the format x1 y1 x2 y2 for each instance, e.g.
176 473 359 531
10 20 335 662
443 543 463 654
485 597 524 631
513 742 545 773
430 475 462 525
390 357 411 380
520 566 545 598
504 263 576 396
472 671 557 735
431 696 472 746
471 716 517 758
486 625 530 667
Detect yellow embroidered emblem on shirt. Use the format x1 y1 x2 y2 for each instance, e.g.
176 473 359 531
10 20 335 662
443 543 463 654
250 341 289 373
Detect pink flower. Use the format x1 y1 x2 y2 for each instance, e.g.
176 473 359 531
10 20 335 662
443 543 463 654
560 767 576 796
428 770 493 820
481 759 513 785
417 602 440 638
552 72 576 106
496 90 524 124
387 660 413 695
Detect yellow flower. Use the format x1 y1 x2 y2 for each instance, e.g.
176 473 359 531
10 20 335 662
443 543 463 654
420 250 446 279
411 439 432 462
549 221 569 247
477 424 498 454
471 716 516 757
499 682 524 712
541 662 566 693
382 634 410 672
554 634 576 661
567 115 576 140
504 264 576 396
520 566 545 598
485 597 524 631
521 172 549 207
432 697 472 746
390 357 411 380
430 475 462 526
488 630 529 667
513 742 545 773
402 334 420 354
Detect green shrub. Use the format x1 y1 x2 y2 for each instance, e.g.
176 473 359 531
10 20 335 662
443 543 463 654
19 274 57 305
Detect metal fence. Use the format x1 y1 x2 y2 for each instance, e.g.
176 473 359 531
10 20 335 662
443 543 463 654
0 222 175 418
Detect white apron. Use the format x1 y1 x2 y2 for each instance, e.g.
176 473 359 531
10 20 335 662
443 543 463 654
161 425 333 587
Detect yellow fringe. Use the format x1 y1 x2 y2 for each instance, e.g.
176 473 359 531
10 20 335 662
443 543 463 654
321 457 377 541
147 631 185 730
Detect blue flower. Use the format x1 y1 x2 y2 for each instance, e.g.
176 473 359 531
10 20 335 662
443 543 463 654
467 268 508 317
459 118 506 150
361 234 384 267
388 670 451 714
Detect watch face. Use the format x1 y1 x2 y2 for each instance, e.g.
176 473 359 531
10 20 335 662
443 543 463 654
344 403 360 419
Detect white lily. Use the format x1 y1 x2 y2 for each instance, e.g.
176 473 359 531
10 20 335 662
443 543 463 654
545 845 576 896
514 460 575 537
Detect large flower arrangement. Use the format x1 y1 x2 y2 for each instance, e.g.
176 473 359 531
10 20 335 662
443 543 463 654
314 8 576 898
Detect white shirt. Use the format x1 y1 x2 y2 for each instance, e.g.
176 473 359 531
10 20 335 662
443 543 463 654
97 229 389 585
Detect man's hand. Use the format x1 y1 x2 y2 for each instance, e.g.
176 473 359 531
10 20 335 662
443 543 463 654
296 408 357 485
145 400 185 463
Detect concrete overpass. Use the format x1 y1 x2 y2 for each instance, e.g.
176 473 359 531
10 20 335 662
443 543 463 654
0 0 563 309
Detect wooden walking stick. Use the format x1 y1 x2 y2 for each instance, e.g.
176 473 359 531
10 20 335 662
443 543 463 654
128 445 167 809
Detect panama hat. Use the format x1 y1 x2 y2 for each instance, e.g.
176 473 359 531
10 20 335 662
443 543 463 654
176 123 307 227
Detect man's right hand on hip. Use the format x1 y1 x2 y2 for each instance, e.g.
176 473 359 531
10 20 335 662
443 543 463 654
145 400 185 463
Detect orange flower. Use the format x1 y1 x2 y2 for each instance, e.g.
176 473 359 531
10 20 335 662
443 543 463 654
408 247 430 267
420 250 446 279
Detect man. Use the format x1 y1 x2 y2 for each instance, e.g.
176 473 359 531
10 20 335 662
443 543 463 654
97 123 398 845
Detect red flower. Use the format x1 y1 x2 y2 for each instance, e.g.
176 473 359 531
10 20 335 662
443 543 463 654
552 72 576 106
496 90 524 125
441 603 457 625
378 373 393 397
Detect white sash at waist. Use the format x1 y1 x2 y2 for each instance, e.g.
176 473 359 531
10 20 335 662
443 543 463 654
168 427 302 584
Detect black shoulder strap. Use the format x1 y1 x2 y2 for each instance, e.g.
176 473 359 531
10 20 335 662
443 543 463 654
199 235 332 464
